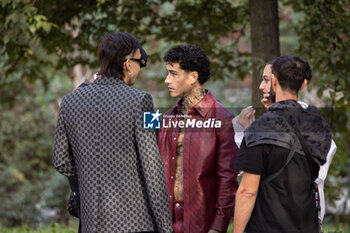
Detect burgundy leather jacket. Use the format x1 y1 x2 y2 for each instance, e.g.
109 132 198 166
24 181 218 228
158 91 239 233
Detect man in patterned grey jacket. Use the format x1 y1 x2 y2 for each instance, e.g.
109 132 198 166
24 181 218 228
53 32 173 233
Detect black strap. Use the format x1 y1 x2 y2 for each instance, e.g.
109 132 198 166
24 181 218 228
279 113 317 181
262 140 298 185
262 111 316 185
279 112 322 232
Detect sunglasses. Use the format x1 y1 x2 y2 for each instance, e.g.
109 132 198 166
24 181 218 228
129 58 147 68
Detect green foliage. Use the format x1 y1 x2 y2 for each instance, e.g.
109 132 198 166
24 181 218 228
1 0 250 105
0 0 58 89
284 0 350 95
1 0 350 228
0 75 73 226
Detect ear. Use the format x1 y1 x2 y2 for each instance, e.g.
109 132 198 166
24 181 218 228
123 59 132 73
299 79 308 91
190 71 199 84
271 74 277 87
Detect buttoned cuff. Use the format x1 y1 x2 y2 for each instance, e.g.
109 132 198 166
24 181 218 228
210 211 232 233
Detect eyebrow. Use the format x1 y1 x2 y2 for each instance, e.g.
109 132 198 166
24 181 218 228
167 69 178 74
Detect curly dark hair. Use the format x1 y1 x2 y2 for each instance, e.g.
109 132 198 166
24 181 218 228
97 32 141 79
163 45 210 84
272 56 312 93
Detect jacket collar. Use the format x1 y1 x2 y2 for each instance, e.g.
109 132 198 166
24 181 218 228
93 77 125 86
169 90 216 118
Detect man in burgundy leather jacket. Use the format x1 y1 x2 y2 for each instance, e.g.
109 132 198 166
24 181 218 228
158 45 239 233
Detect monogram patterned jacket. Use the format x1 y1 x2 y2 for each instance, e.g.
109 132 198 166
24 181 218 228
53 77 173 233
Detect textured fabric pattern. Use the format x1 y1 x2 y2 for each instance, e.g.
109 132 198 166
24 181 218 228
158 91 239 233
244 100 332 165
53 77 173 233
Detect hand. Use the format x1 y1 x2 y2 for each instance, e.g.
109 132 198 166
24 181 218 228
88 72 100 83
208 229 221 233
261 93 273 109
89 77 95 83
237 106 255 130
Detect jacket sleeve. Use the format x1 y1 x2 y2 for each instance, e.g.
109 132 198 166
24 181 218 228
53 97 76 177
211 115 239 232
232 115 244 148
134 93 173 233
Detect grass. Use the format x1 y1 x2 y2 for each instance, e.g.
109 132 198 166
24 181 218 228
323 223 350 233
226 222 350 233
0 223 77 233
1 222 349 233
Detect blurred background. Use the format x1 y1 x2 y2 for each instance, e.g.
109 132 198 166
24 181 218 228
1 0 349 232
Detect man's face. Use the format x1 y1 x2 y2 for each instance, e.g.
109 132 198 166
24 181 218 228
259 64 276 103
165 63 193 98
124 49 141 85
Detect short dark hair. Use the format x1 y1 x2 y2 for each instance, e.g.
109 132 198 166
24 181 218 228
163 45 210 84
271 56 312 93
98 32 140 79
267 58 276 65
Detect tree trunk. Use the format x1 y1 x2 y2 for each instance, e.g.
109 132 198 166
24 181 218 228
249 0 280 117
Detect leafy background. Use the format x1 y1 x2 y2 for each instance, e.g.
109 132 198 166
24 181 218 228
0 0 349 231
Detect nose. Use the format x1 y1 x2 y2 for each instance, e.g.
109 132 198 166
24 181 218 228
259 81 264 91
165 74 171 84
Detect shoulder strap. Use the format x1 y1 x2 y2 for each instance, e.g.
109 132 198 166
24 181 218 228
279 113 317 181
262 140 298 185
262 111 316 185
